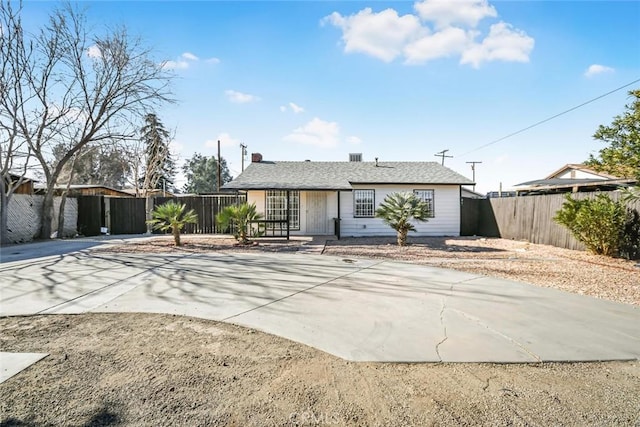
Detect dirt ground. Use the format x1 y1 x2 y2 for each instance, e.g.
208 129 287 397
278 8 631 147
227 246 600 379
2 236 640 426
1 313 639 426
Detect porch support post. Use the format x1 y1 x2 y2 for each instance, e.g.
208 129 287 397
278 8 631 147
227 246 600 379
336 190 341 240
286 190 290 240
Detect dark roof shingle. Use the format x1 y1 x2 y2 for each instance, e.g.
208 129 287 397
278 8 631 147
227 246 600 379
223 161 473 190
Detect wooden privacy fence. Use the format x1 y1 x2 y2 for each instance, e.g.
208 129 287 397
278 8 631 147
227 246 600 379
153 194 246 234
464 191 640 251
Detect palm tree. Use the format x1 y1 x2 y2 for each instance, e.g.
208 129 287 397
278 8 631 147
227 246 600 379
147 201 198 246
216 202 264 244
375 192 431 246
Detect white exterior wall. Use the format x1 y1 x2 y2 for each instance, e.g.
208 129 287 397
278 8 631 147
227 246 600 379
556 169 606 180
247 186 461 237
339 185 461 237
247 190 338 236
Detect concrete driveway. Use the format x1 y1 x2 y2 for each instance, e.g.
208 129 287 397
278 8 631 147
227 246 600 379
1 247 639 363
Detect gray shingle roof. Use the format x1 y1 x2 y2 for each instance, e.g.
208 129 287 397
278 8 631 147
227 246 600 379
223 161 473 190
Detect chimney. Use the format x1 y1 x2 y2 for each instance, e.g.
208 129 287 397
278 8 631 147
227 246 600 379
349 153 362 162
251 153 263 163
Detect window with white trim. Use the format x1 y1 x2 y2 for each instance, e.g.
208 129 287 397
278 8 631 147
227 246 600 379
266 190 300 230
354 189 375 218
413 189 435 218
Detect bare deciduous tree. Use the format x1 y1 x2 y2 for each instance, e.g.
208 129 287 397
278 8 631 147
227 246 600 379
1 1 173 239
0 2 35 244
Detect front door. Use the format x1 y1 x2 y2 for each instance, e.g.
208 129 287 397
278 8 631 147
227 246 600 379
306 192 327 234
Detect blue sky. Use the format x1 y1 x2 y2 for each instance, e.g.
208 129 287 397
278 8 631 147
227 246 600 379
22 1 640 193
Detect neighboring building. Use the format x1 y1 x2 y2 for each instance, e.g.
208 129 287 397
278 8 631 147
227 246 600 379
120 188 176 198
513 164 636 196
222 153 473 237
4 174 36 195
461 187 486 199
35 184 134 198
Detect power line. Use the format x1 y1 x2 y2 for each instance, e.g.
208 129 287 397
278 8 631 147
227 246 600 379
458 77 640 157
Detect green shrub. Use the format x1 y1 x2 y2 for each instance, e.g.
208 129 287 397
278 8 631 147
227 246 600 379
554 193 639 259
619 208 640 260
147 201 198 246
216 202 264 244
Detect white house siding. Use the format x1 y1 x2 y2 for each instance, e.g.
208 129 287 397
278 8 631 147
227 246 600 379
246 190 337 236
339 185 461 237
555 169 606 180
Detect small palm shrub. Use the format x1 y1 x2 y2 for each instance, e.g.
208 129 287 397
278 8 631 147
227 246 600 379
375 192 431 246
147 201 198 246
554 193 639 258
216 202 264 244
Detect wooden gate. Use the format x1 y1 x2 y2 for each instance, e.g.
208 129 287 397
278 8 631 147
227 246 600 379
77 196 103 236
109 198 147 234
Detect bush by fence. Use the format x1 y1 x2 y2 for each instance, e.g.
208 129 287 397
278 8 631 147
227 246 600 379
467 191 640 252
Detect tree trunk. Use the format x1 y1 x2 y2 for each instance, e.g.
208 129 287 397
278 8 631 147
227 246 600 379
40 187 55 239
397 230 408 246
0 191 9 246
57 193 67 238
173 227 181 246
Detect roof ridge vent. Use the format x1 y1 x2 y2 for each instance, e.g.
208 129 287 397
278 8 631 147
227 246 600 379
349 153 362 162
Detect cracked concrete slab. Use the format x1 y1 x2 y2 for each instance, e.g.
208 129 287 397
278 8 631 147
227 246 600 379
1 249 639 363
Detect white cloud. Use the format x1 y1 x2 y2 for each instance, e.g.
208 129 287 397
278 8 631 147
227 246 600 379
347 136 362 144
324 2 534 67
284 118 340 148
86 45 102 59
206 57 221 64
205 133 240 149
281 102 305 113
162 60 189 70
225 90 260 104
181 52 199 61
404 27 471 64
414 0 497 29
460 22 534 68
322 8 423 62
289 102 305 114
584 64 614 78
161 51 204 70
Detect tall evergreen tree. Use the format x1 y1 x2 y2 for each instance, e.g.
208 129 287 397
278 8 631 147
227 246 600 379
140 113 175 191
182 152 232 194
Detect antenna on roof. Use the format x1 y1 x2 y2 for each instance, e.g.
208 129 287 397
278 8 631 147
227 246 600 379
434 149 453 166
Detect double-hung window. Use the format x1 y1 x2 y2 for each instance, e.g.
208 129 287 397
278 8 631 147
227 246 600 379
354 189 375 218
413 189 435 218
266 190 300 230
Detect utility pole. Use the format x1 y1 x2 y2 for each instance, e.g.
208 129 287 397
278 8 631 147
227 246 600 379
434 149 453 166
240 143 247 172
466 161 482 190
217 140 221 193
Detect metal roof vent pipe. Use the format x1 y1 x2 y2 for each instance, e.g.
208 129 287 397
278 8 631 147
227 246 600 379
375 157 379 167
